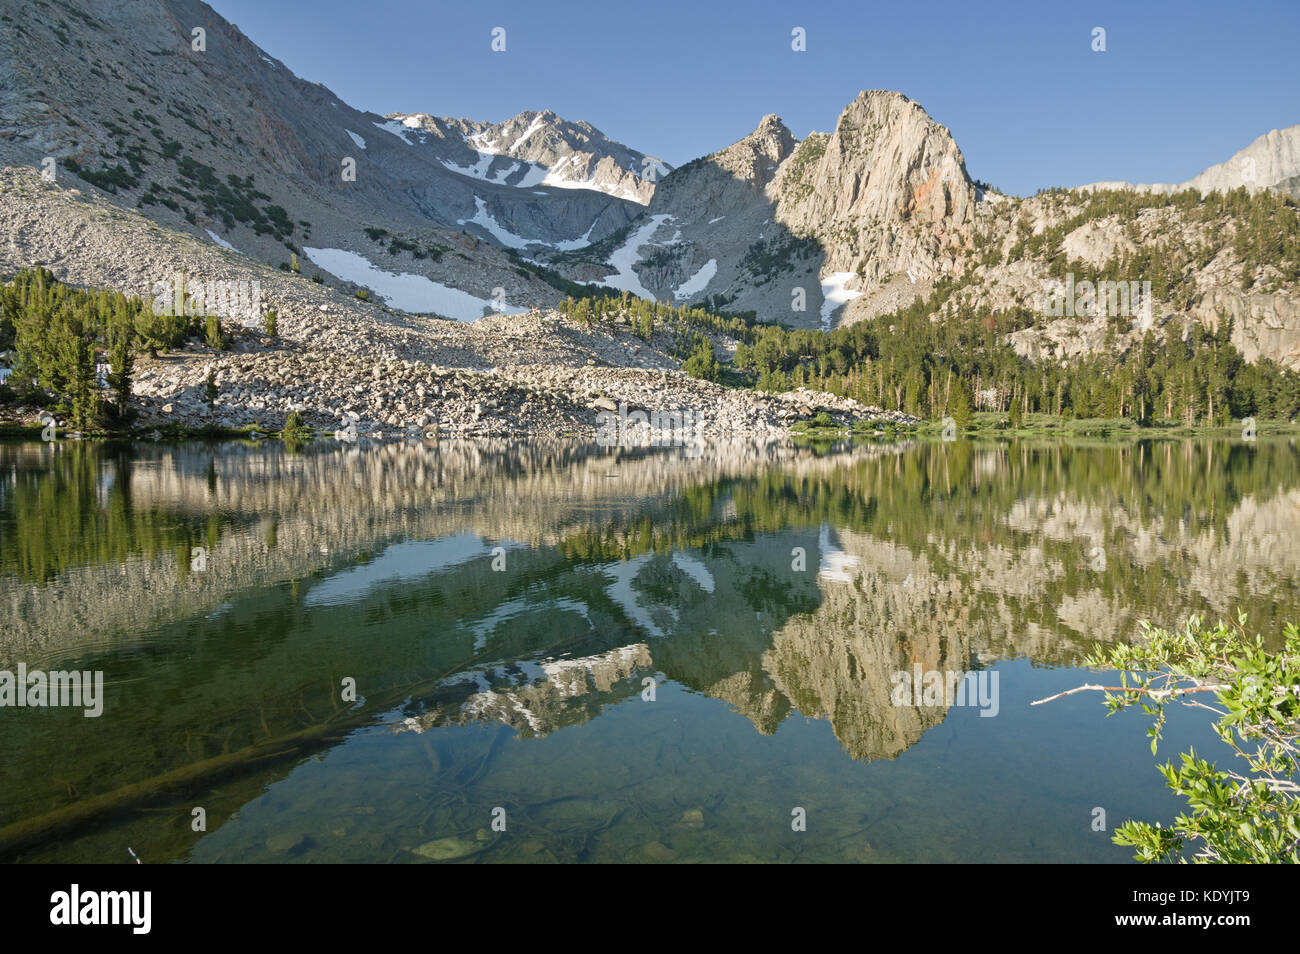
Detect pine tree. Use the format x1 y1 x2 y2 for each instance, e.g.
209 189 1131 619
106 304 134 420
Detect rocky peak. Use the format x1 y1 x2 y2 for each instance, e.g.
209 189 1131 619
776 90 975 228
394 107 669 204
748 115 797 161
723 114 796 187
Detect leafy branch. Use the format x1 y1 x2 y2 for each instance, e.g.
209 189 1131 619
1035 614 1300 863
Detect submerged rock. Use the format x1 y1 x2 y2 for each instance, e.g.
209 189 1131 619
265 831 309 854
411 836 479 861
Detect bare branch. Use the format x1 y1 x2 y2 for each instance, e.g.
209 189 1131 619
1030 683 1228 706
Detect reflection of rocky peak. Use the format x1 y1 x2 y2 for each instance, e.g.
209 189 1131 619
401 643 653 738
705 670 791 735
763 534 976 761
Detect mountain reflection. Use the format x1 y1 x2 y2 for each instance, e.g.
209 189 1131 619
1 435 1297 861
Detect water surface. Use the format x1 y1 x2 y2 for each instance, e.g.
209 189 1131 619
1 436 1295 863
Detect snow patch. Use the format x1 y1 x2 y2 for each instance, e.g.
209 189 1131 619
515 162 549 188
508 115 548 152
344 129 366 150
491 161 521 183
441 152 495 180
302 247 527 321
205 229 239 253
458 196 593 251
673 259 717 301
819 272 862 331
372 119 418 144
598 214 672 300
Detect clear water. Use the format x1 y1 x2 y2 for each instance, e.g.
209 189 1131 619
1 436 1295 863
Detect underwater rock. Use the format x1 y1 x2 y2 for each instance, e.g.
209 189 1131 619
411 837 479 861
265 832 309 854
644 841 677 862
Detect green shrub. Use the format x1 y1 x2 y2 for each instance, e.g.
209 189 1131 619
204 314 225 350
1064 615 1300 863
681 338 720 382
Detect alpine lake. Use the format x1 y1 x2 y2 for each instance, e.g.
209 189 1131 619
1 434 1296 863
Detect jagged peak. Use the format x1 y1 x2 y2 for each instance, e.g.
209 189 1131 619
751 114 790 136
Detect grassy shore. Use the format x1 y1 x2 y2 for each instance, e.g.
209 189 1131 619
793 411 1300 442
0 421 310 442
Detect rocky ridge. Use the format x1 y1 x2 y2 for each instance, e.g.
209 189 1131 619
392 109 670 204
0 165 910 437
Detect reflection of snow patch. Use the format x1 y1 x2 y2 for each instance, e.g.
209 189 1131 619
303 247 527 321
819 272 862 331
817 524 860 584
671 551 715 593
305 535 523 605
601 556 665 637
467 596 592 652
673 259 717 301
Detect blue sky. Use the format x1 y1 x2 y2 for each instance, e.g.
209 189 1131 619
211 0 1298 196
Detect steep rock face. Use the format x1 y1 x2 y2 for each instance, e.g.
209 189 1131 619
644 114 792 226
1193 287 1300 368
771 90 978 278
546 93 980 328
391 108 670 204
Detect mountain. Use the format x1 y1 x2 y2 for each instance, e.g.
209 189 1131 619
0 0 1298 415
1081 125 1300 196
534 94 1300 369
530 91 982 327
0 0 655 311
538 91 987 326
391 108 670 204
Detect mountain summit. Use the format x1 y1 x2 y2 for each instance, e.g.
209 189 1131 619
388 109 671 204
